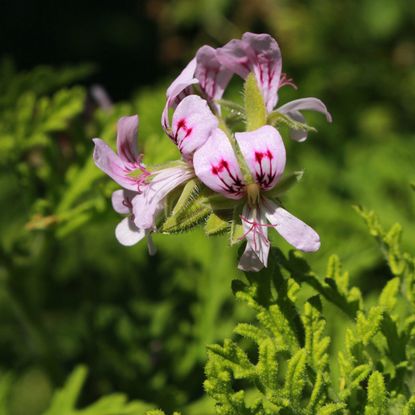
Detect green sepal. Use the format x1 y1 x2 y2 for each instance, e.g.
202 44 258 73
268 111 317 134
204 212 230 236
230 205 244 245
160 179 211 233
160 195 211 233
244 73 267 131
265 170 304 198
163 185 185 219
169 178 200 216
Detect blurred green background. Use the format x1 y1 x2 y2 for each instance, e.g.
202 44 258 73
0 0 414 413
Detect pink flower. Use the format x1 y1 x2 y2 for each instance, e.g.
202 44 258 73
94 33 327 270
216 32 332 141
93 115 149 192
162 46 232 130
94 95 218 247
193 125 320 271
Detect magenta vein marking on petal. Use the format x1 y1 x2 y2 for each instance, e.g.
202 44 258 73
239 214 271 251
211 67 219 98
120 140 136 164
254 149 275 189
267 60 275 90
211 159 244 196
173 118 185 144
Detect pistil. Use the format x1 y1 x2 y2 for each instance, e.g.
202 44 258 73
246 183 261 207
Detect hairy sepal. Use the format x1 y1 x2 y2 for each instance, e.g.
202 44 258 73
160 179 211 233
244 73 267 131
230 205 244 245
204 212 231 236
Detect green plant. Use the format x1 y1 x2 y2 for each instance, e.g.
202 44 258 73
203 206 415 414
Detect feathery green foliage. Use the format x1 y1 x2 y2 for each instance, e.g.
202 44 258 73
204 208 415 414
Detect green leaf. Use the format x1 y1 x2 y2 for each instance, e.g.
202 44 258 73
317 403 347 415
350 364 372 390
43 366 88 415
379 277 400 311
284 251 361 319
284 348 307 404
403 396 415 415
207 340 256 380
365 371 387 415
234 323 267 343
79 394 154 414
307 371 325 413
256 338 278 390
302 299 330 371
257 304 299 351
356 306 383 345
244 73 267 131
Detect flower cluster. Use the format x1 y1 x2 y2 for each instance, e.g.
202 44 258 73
93 32 331 272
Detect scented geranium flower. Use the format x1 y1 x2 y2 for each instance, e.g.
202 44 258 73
216 32 332 141
94 95 218 246
93 115 149 192
162 46 232 131
193 125 320 271
131 94 218 230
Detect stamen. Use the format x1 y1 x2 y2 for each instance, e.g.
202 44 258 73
134 161 151 193
279 73 297 90
239 213 271 251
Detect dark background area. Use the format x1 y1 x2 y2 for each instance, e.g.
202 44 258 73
1 0 163 99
